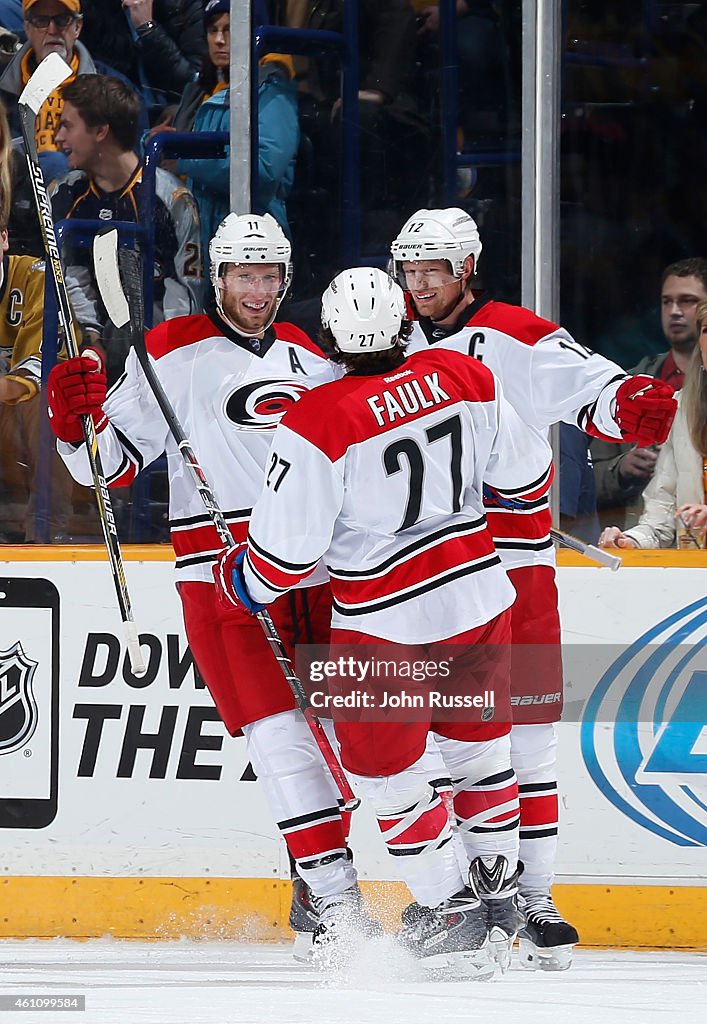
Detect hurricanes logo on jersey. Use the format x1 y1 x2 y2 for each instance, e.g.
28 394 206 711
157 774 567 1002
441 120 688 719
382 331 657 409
225 379 310 430
0 642 39 755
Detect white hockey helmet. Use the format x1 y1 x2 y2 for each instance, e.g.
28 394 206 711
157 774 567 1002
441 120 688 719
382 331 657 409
321 267 407 353
390 208 482 284
209 212 292 288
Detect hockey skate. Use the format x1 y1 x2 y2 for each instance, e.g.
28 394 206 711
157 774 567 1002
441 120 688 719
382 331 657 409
397 886 494 981
470 855 525 973
289 876 319 962
518 891 578 971
311 887 382 967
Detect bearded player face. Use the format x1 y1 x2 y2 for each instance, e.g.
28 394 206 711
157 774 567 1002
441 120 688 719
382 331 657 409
217 263 284 336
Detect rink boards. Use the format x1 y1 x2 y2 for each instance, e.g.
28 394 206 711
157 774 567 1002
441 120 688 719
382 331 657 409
1 547 706 946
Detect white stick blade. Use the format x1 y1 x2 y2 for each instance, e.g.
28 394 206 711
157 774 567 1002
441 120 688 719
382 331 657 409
18 53 73 113
585 545 622 571
93 229 130 328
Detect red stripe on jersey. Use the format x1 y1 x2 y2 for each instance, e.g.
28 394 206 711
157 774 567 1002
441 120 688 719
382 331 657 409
484 806 522 824
330 530 496 609
281 347 498 463
247 545 315 591
147 314 217 360
518 792 558 828
486 506 552 540
171 520 247 559
282 818 347 861
378 801 450 848
468 300 560 347
453 781 519 821
517 463 554 502
147 316 326 363
110 464 138 489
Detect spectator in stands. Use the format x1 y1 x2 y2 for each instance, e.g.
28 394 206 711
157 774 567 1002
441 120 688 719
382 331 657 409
599 300 707 551
559 423 600 544
151 0 299 256
0 0 147 185
590 258 707 531
0 1 22 35
79 0 205 122
414 0 511 139
280 0 430 249
51 74 203 384
0 97 10 225
0 216 73 541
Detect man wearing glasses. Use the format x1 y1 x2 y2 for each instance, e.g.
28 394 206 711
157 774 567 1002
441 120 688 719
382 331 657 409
0 0 145 183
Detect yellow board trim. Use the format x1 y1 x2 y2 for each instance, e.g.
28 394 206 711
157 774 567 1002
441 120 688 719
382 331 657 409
2 878 706 947
0 544 175 562
1 545 706 566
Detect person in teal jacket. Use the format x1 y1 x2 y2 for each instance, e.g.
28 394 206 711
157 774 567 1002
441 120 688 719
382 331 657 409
162 0 299 259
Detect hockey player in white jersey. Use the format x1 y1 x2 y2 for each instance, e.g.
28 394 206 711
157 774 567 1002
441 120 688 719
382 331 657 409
46 213 360 951
214 267 555 976
390 208 678 969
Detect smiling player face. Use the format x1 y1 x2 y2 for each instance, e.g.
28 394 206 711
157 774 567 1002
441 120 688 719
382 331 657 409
217 263 284 335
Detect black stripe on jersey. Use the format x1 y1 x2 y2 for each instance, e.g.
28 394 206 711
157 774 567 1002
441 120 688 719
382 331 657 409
486 496 549 513
467 818 520 834
106 371 128 400
298 850 348 869
329 517 487 580
494 537 553 552
377 794 441 821
105 452 132 485
113 425 144 473
576 374 626 431
387 834 453 857
170 508 251 530
246 557 289 595
333 554 502 616
494 463 552 497
278 806 342 831
519 827 559 840
174 552 219 569
519 781 558 794
249 534 320 574
429 777 454 792
453 768 515 789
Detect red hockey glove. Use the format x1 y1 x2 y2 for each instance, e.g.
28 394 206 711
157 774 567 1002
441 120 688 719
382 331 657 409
47 355 108 443
614 375 677 447
213 543 266 615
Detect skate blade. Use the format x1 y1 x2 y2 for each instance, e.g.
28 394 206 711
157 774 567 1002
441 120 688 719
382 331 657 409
518 937 573 972
292 931 315 963
488 930 515 974
421 948 495 982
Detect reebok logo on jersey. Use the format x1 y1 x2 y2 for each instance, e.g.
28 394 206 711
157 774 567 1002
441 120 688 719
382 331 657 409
367 372 451 427
382 369 413 384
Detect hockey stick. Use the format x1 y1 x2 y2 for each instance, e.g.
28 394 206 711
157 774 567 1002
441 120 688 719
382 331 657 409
18 55 146 676
550 527 621 571
93 229 360 812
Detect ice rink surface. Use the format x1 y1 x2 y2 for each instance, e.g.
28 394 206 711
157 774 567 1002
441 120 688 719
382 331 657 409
1 939 705 1024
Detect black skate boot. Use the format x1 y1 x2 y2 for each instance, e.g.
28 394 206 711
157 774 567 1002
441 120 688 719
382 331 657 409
397 885 494 981
289 876 319 962
518 891 579 971
470 855 525 973
311 887 382 967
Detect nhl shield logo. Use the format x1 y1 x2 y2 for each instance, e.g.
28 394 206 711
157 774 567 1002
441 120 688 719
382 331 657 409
0 642 39 755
